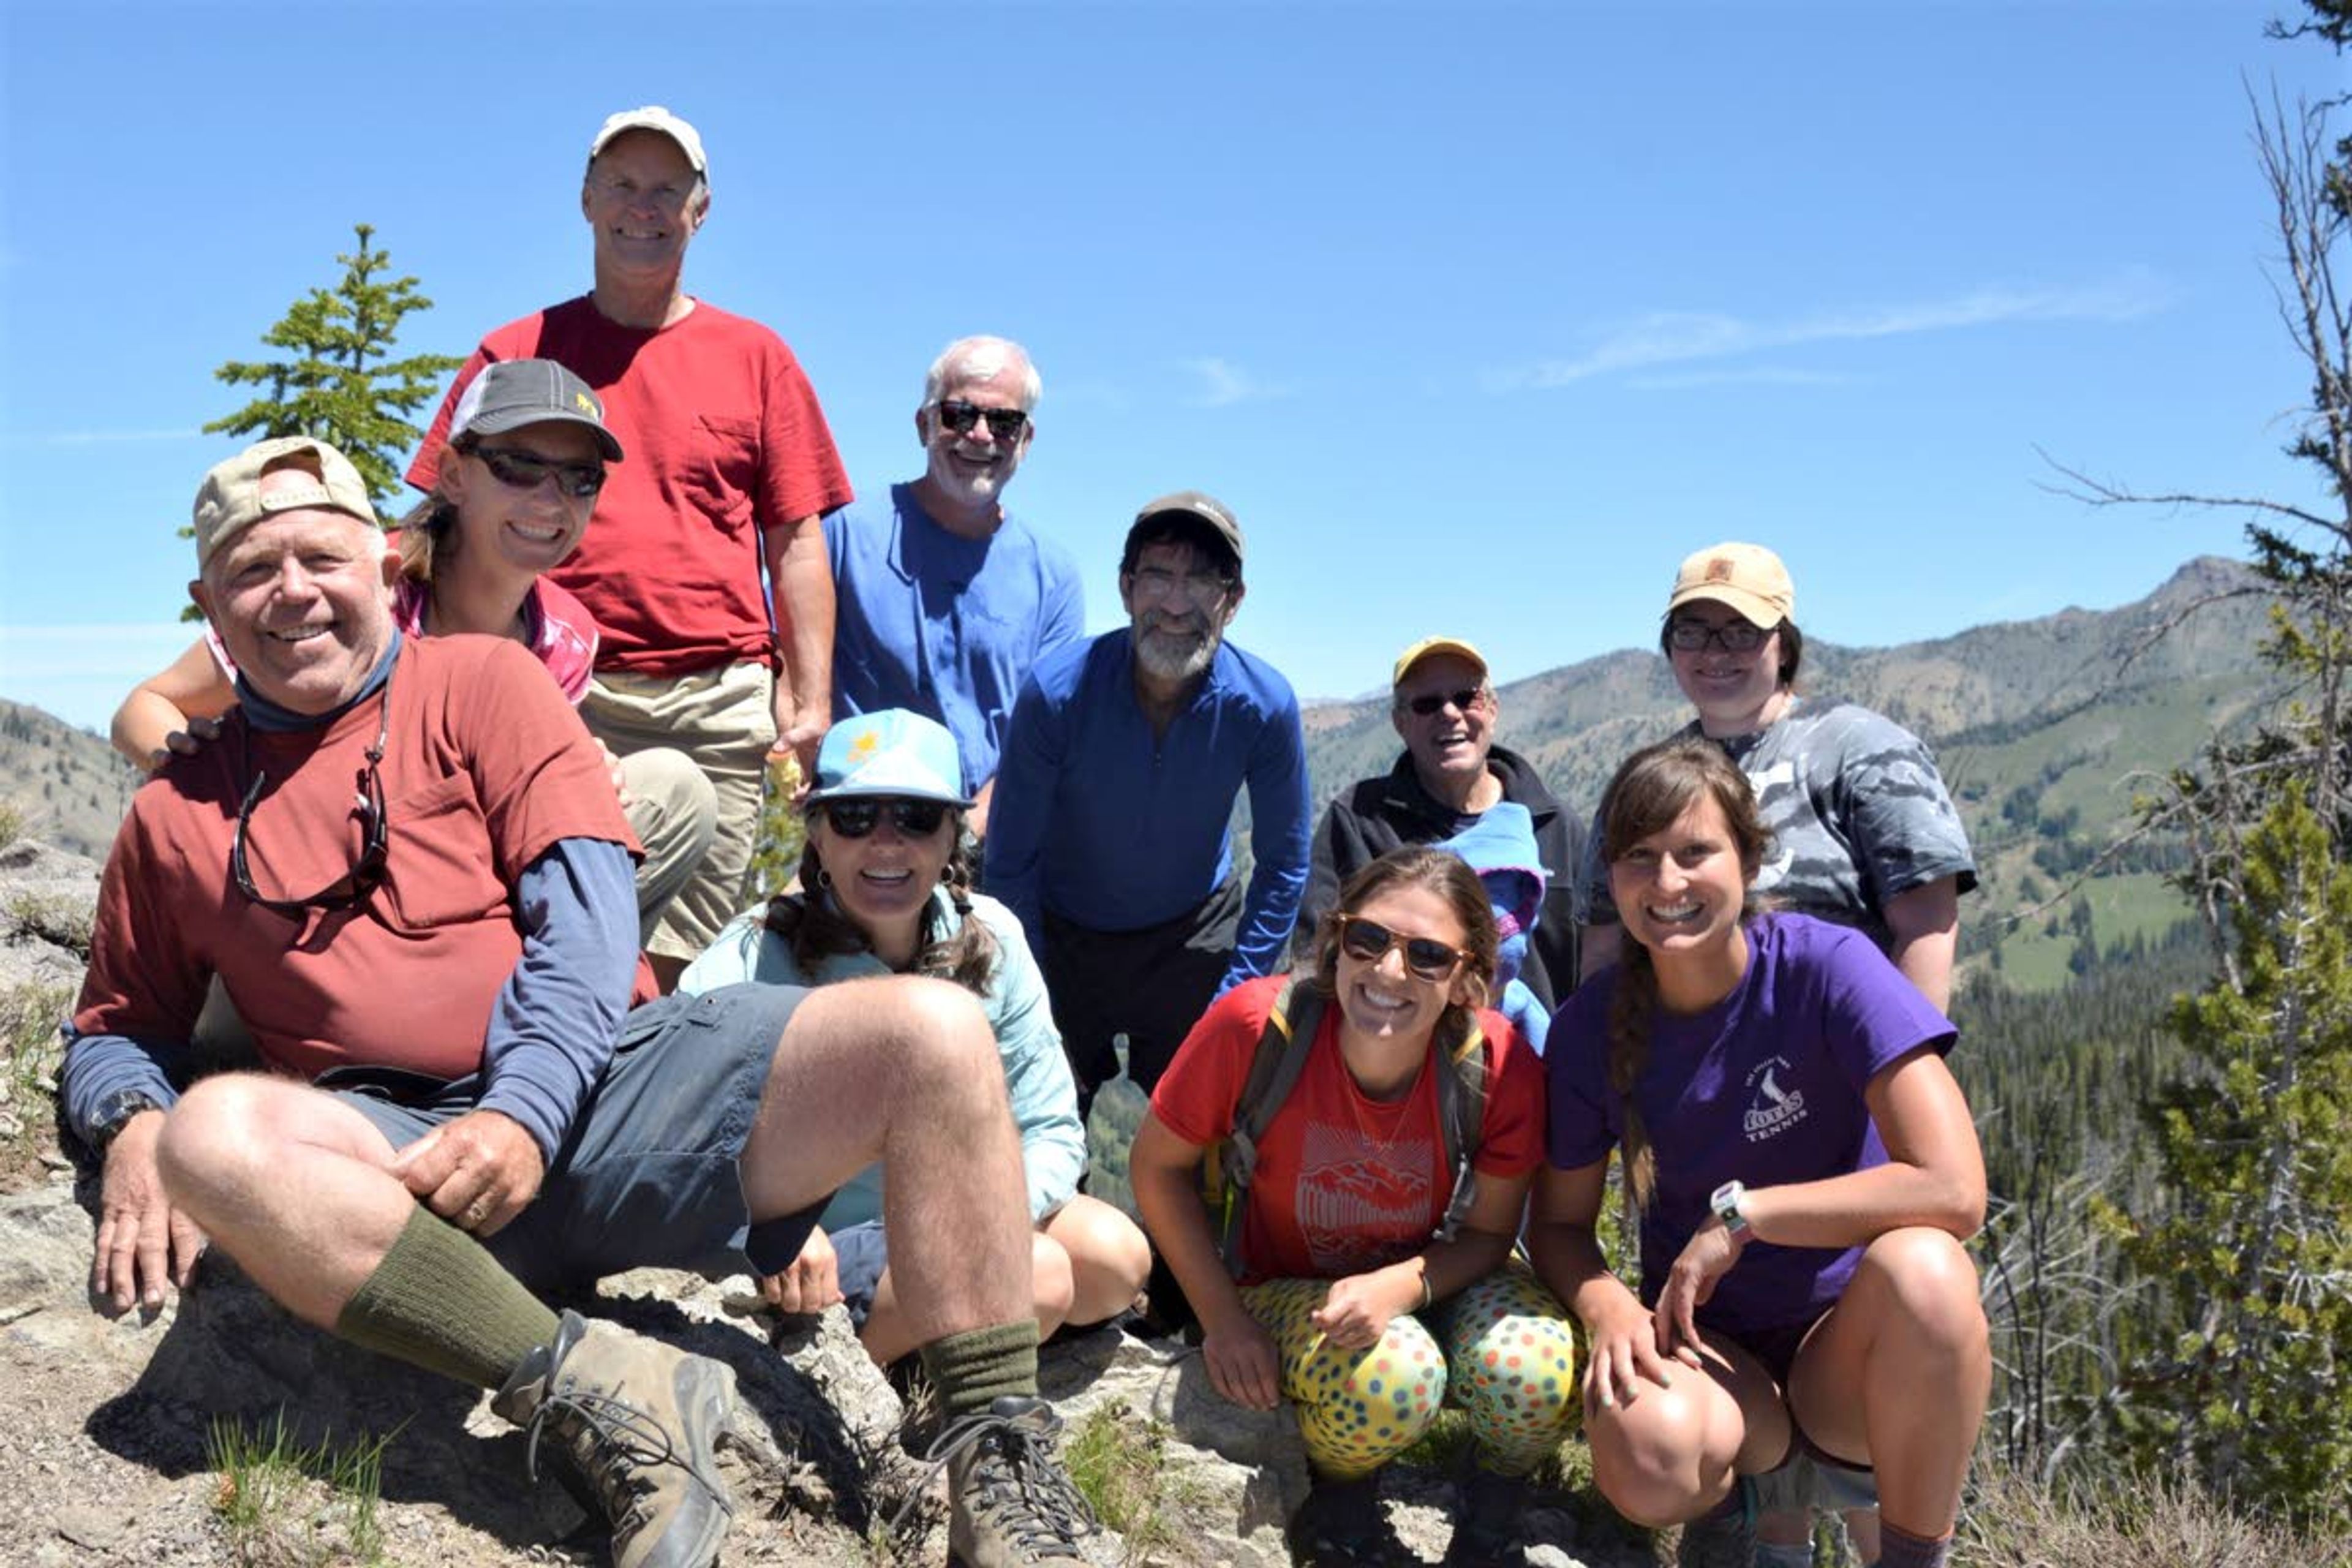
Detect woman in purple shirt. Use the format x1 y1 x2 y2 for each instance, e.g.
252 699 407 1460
1529 737 1988 1568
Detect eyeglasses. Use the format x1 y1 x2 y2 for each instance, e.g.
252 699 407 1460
821 799 951 839
1126 566 1232 606
934 399 1029 443
1338 917 1466 981
1666 618 1773 654
471 445 607 499
1403 687 1488 718
232 682 392 917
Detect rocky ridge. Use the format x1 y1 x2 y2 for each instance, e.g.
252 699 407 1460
0 837 1645 1567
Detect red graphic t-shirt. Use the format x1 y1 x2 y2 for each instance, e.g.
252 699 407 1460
1151 974 1546 1284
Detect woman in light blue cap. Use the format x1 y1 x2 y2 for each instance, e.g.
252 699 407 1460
680 709 1152 1364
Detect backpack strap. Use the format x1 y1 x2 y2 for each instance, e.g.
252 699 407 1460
1203 978 1324 1279
1429 1018 1490 1243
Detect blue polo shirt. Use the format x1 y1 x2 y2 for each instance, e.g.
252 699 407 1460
986 628 1313 992
825 484 1085 797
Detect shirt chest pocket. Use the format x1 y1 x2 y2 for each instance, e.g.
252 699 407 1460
378 774 508 932
682 413 761 536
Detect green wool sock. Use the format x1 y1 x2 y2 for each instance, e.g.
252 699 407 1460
334 1205 560 1389
920 1319 1040 1420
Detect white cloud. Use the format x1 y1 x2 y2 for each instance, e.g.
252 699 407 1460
1499 268 2176 391
1626 366 1860 392
1181 356 1296 408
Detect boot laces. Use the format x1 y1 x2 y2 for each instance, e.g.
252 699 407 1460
892 1401 1096 1559
520 1387 731 1534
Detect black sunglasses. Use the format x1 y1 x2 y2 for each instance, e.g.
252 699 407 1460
472 445 607 499
821 799 951 839
232 682 392 917
935 399 1029 442
1339 917 1465 981
1404 687 1487 718
1665 618 1773 654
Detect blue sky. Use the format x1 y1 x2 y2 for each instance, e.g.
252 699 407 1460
1 1 2341 733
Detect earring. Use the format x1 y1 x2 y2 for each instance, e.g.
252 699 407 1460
940 865 954 884
816 869 833 890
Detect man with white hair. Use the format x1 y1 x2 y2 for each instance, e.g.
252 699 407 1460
825 336 1082 840
66 435 1096 1568
409 105 853 989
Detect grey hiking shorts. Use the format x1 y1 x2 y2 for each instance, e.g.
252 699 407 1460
330 982 826 1294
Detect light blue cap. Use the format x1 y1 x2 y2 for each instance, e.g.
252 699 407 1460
805 710 974 809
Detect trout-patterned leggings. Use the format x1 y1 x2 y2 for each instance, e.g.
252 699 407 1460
1240 1260 1577 1479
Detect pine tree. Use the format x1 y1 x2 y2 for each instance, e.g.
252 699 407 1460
203 222 461 510
2105 790 2352 1525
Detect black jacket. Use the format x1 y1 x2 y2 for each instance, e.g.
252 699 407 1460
1295 744 1586 1010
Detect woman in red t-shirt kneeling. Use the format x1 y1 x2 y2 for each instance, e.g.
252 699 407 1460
1130 846 1574 1564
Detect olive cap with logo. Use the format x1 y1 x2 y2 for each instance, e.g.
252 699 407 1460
1664 541 1796 629
192 436 377 569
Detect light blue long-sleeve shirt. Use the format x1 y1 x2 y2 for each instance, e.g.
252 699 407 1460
676 888 1083 1228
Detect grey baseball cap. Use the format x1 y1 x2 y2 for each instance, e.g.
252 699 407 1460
447 360 624 462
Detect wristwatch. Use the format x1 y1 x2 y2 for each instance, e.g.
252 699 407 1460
89 1090 164 1155
1709 1179 1751 1238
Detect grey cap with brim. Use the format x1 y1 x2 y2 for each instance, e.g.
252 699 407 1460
448 360 624 462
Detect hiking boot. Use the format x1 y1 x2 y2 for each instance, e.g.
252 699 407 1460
897 1393 1096 1566
491 1310 736 1568
1288 1471 1399 1566
1445 1465 1530 1566
1675 1476 1757 1568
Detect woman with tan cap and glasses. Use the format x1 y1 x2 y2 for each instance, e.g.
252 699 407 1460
1576 542 1977 1566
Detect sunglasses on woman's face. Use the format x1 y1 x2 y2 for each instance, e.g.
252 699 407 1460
472 445 607 499
1338 917 1465 981
821 799 950 839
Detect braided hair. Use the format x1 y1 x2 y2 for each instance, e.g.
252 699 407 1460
1597 737 1771 1210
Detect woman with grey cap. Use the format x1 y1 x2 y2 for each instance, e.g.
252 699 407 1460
678 709 1152 1368
108 359 716 940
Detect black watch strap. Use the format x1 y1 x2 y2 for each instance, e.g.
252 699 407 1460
90 1091 164 1154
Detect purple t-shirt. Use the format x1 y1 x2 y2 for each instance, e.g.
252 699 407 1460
1546 912 1954 1333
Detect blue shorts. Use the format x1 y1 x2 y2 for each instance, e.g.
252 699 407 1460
828 1220 891 1328
328 984 826 1294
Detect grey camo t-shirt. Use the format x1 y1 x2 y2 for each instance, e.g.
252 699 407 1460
1581 698 1978 952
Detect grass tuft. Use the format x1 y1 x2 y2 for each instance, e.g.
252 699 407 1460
1060 1403 1211 1566
1958 1463 2350 1568
0 980 74 1188
207 1409 394 1567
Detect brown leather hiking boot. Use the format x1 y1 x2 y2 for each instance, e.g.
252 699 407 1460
491 1311 736 1568
900 1394 1096 1566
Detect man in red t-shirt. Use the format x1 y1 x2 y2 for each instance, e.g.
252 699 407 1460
63 437 1094 1568
409 106 855 987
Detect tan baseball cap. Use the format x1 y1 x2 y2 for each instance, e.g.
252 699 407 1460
192 436 377 568
1128 490 1245 571
1664 541 1795 628
589 105 708 176
1392 636 1488 687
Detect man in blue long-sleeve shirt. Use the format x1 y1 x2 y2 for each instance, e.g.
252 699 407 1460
986 490 1311 1096
62 436 1093 1568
